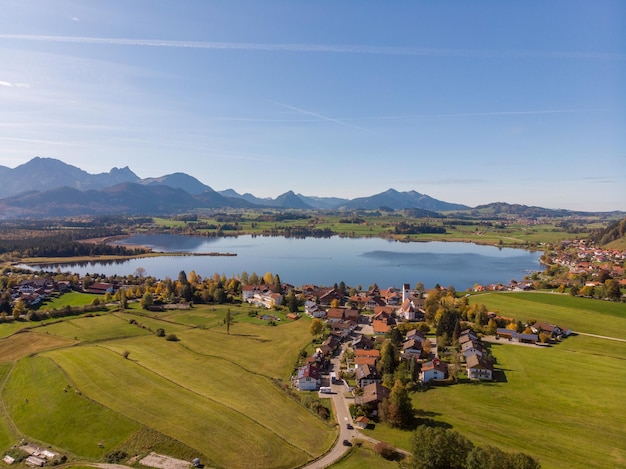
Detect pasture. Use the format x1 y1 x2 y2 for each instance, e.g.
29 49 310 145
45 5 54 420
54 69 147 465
470 292 626 337
0 308 334 469
363 333 626 469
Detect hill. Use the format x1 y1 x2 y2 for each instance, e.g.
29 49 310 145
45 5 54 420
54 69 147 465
339 188 469 211
589 217 626 249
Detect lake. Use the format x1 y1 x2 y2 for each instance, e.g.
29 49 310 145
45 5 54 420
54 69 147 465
35 234 542 291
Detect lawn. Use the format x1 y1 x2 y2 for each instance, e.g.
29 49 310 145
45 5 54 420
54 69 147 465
470 292 626 337
363 334 626 469
39 291 104 309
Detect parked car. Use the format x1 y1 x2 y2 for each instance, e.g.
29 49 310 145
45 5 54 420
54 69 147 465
346 423 353 430
342 439 352 447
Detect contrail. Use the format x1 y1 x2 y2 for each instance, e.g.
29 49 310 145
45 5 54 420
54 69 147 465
0 34 623 60
274 102 364 130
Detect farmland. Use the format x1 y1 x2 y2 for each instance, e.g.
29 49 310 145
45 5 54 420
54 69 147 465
361 292 626 469
0 306 335 469
0 292 624 468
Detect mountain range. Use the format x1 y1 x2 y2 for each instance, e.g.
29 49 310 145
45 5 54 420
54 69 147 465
0 157 620 219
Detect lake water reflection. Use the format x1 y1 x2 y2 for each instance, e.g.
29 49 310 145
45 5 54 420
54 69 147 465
39 234 542 290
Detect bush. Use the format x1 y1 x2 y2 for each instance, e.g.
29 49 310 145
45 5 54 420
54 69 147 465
374 442 397 461
155 328 165 337
105 450 127 463
165 334 179 341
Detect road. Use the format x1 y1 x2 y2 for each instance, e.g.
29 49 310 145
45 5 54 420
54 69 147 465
300 350 356 469
300 346 410 469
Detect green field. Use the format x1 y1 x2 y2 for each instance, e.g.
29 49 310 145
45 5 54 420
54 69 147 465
0 293 624 468
470 292 626 337
362 327 626 469
0 308 335 469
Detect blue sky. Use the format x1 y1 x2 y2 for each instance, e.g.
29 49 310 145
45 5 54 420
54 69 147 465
0 1 624 211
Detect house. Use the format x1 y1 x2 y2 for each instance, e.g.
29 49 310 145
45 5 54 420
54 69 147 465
356 381 389 406
354 349 380 359
497 328 538 344
85 282 117 295
352 334 375 350
531 322 571 339
401 338 423 358
354 356 378 368
372 319 391 335
466 354 493 380
355 364 381 388
326 308 346 322
406 329 426 342
420 358 449 383
354 415 370 429
294 363 320 391
461 340 484 358
305 301 326 318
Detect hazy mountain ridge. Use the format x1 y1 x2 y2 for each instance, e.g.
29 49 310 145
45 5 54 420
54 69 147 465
0 157 621 218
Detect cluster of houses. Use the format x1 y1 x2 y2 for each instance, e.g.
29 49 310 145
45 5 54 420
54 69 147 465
3 444 60 467
553 239 626 281
9 278 71 309
496 321 572 344
460 329 493 380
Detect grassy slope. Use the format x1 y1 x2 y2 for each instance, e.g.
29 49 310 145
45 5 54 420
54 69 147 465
470 292 626 337
0 331 77 363
38 313 152 342
44 346 316 469
99 334 333 457
361 290 626 469
2 356 139 459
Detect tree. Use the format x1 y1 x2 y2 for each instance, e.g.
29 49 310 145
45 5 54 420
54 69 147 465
485 318 498 335
12 299 26 319
224 309 235 335
141 292 153 310
410 425 473 469
389 327 403 348
387 379 414 429
309 318 324 337
379 341 398 376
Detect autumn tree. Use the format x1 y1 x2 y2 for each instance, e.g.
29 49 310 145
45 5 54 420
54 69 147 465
12 298 26 319
141 292 153 310
309 318 324 337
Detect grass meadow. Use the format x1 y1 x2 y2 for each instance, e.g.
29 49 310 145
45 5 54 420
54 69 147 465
0 306 334 469
0 293 623 468
470 292 626 337
362 308 626 469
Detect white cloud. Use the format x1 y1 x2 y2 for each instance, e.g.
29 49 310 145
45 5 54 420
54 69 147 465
0 81 13 87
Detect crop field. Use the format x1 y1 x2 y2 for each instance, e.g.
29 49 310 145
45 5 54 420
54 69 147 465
0 309 334 469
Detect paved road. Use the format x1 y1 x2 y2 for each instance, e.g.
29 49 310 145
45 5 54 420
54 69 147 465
300 350 356 469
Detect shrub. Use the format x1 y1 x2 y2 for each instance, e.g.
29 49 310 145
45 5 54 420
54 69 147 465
105 450 127 463
155 328 165 337
165 334 179 341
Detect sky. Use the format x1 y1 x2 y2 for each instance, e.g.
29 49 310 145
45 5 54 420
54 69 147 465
0 1 624 211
